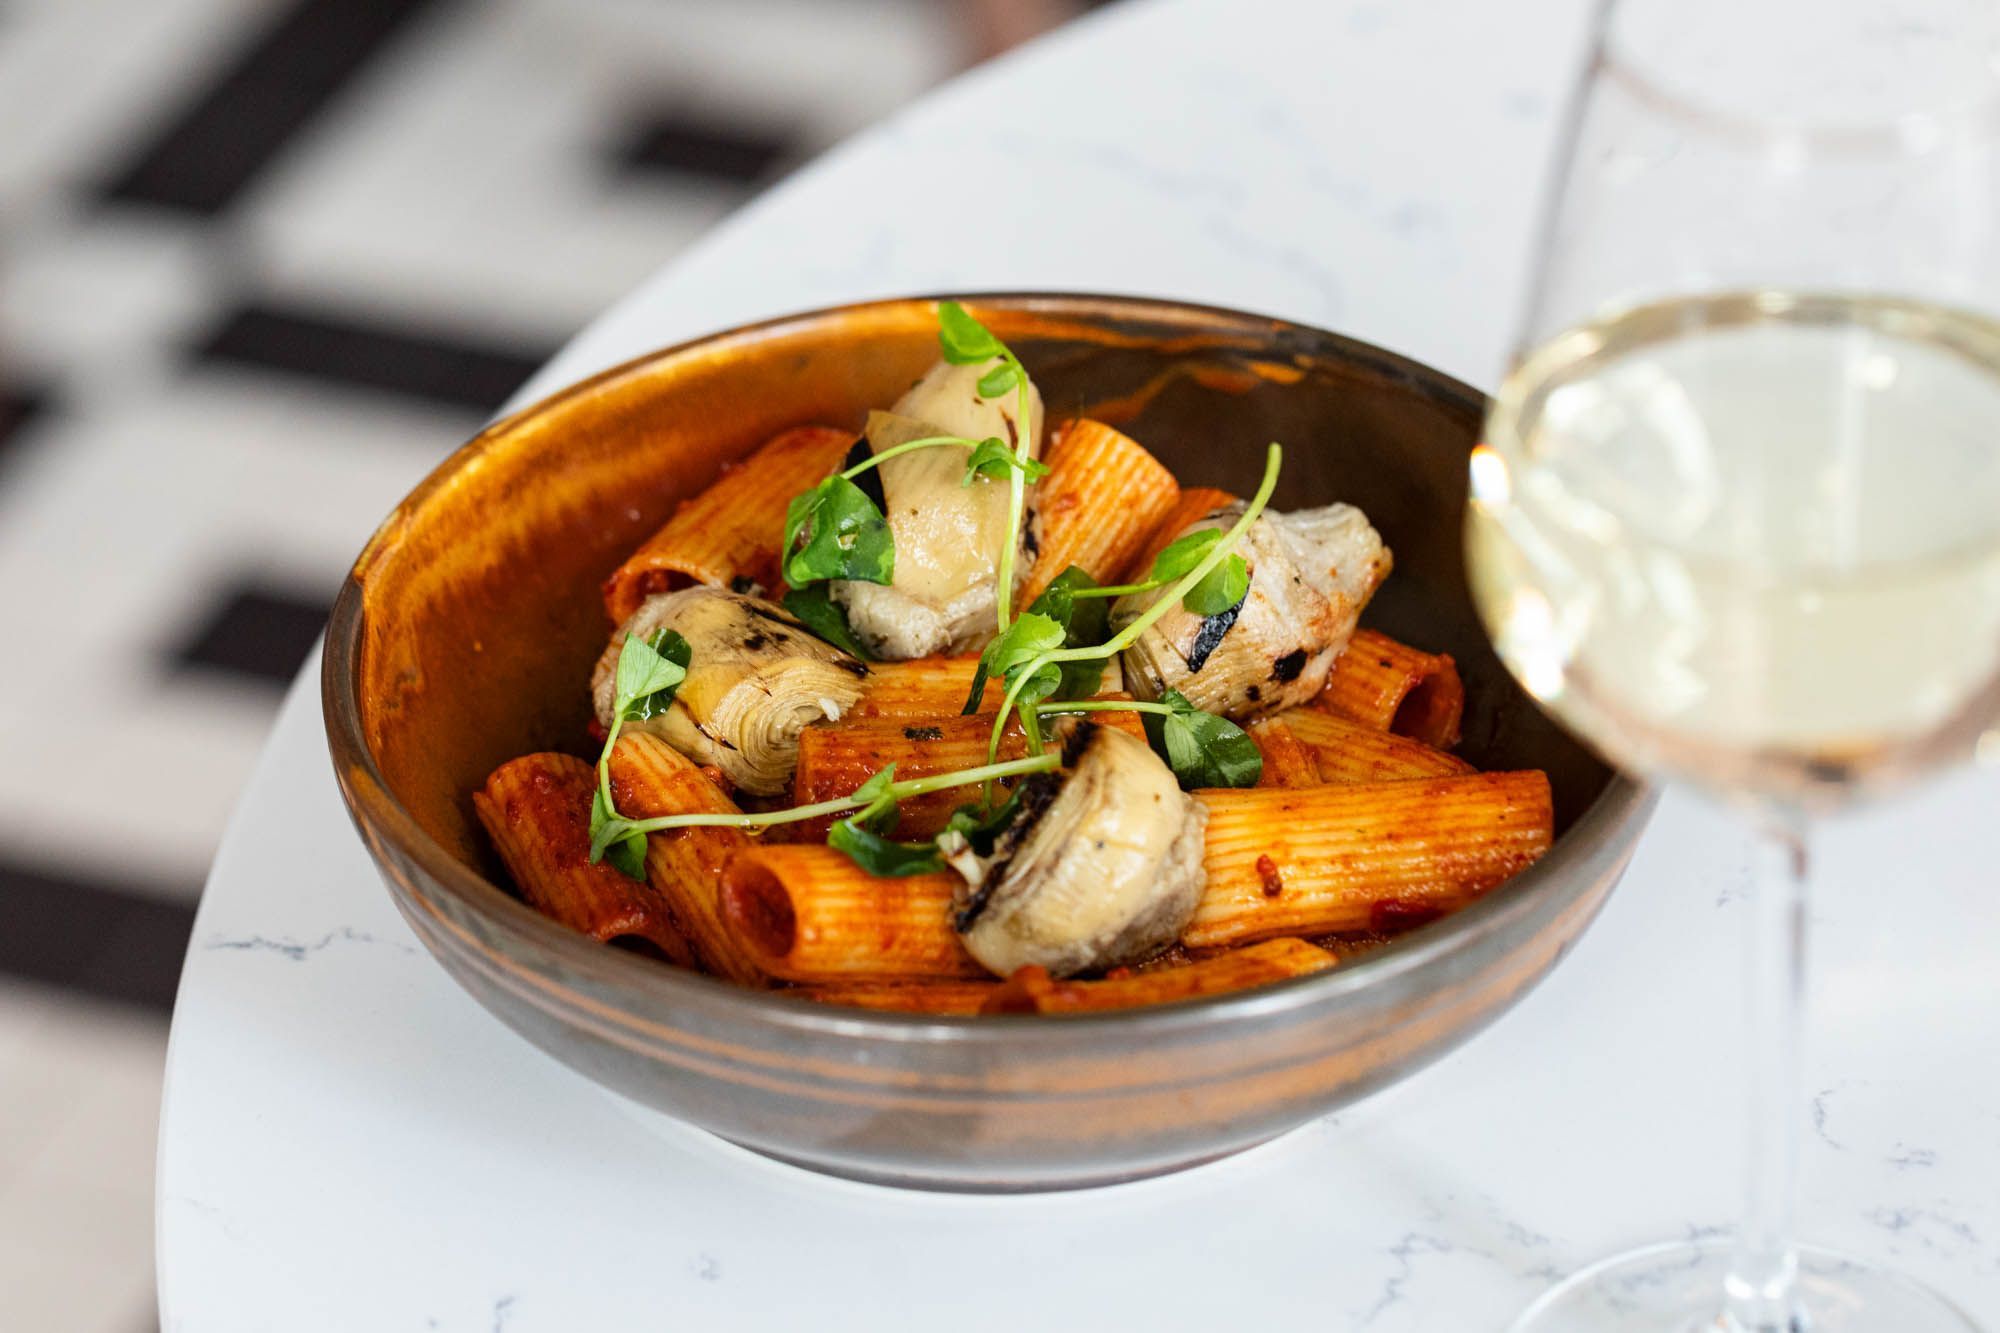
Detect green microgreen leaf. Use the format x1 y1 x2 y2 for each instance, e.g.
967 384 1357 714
937 301 1004 364
1182 553 1250 616
1147 529 1222 583
602 835 648 880
588 788 650 876
781 474 895 587
781 585 874 661
961 436 1050 487
976 361 1020 397
1142 689 1263 790
826 819 945 877
942 783 1034 853
963 611 1066 715
1149 529 1250 617
1025 566 1112 700
592 628 691 880
848 763 898 813
824 762 947 876
614 629 692 722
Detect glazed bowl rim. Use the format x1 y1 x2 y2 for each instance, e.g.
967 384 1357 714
323 289 1653 1049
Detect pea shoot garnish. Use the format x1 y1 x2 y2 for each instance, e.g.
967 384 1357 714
780 585 875 661
588 753 1059 872
980 442 1283 772
1034 691 1263 789
780 419 1044 589
933 300 1038 628
588 628 691 878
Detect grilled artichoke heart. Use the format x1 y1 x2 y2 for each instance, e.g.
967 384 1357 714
892 354 1043 454
944 723 1207 978
591 587 867 795
830 357 1044 660
1112 501 1389 722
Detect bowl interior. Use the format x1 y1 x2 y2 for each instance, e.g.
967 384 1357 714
344 294 1613 902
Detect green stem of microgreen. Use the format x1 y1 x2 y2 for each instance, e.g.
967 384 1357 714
1067 581 1157 599
611 752 1058 836
985 442 1283 757
1031 699 1176 718
993 352 1034 631
838 434 982 479
596 716 625 810
1054 442 1280 663
988 657 1044 767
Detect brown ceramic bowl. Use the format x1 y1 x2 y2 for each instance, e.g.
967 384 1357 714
324 293 1650 1191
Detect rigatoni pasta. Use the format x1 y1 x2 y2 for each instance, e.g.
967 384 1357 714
850 655 1126 718
474 754 697 967
476 300 1558 1017
849 656 991 718
1021 419 1180 604
791 706 1145 839
982 938 1338 1014
1247 716 1324 789
790 980 999 1015
1316 628 1466 748
720 844 983 982
1261 707 1472 783
605 732 768 985
603 425 854 621
1183 771 1553 948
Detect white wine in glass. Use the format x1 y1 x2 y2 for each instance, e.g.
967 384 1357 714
1468 1 2000 1329
1475 292 2000 808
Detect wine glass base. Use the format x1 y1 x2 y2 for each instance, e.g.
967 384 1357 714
1507 1239 1983 1332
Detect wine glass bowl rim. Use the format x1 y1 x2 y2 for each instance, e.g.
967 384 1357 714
1595 45 2000 156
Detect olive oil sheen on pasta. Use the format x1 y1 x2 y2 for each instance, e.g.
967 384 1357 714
1468 292 2000 810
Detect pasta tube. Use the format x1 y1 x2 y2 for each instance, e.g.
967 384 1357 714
981 938 1338 1014
1264 707 1472 782
1316 629 1465 748
790 705 1144 839
474 753 697 967
1247 716 1323 789
1020 419 1180 605
719 844 983 982
603 425 854 620
1183 771 1553 948
849 656 992 718
850 655 1122 719
789 980 998 1015
605 732 769 984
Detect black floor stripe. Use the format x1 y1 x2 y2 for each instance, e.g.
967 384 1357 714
0 858 199 1015
611 109 798 186
97 0 453 215
168 581 333 687
193 302 550 412
0 383 49 466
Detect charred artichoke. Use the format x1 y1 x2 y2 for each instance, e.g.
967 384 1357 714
592 587 867 794
943 723 1207 978
831 358 1045 660
1112 501 1389 721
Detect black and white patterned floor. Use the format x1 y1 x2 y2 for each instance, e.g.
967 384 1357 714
0 1 1015 1324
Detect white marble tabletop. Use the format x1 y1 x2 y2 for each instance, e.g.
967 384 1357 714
156 0 2000 1328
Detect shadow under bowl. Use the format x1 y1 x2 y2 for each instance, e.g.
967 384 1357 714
323 293 1651 1192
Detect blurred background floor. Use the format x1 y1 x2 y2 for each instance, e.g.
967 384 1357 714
0 1 1094 1326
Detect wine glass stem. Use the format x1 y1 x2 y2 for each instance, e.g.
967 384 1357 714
1723 814 1811 1332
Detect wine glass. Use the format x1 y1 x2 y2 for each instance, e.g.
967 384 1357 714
1465 0 2000 1328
